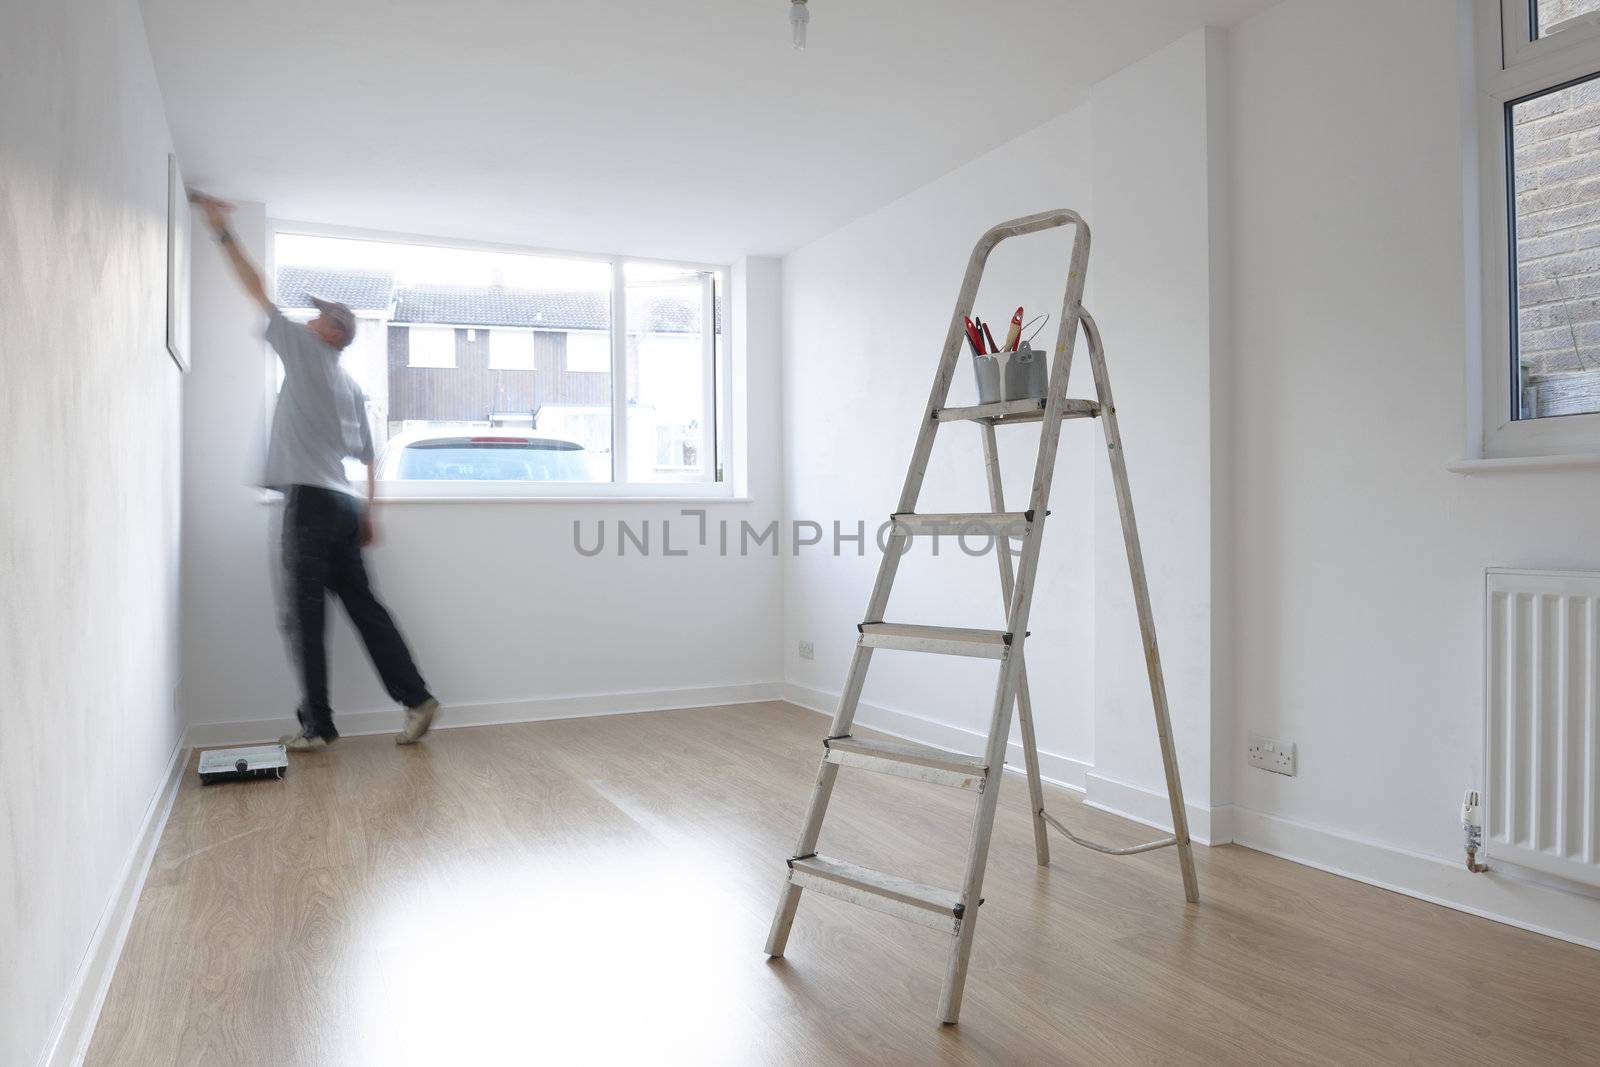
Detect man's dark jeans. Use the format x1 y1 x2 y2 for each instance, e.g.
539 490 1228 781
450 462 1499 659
281 485 430 739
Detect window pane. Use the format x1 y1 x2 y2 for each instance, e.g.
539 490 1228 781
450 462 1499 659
713 274 727 482
395 438 589 480
488 329 536 370
1537 1 1600 37
408 326 457 368
273 233 613 482
1511 75 1600 418
625 264 715 483
564 330 610 373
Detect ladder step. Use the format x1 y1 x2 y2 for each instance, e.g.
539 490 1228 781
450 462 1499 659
787 854 967 932
824 734 990 789
859 622 1011 659
934 397 1100 425
891 511 1031 538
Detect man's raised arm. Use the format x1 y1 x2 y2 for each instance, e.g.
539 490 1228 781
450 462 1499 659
191 192 274 316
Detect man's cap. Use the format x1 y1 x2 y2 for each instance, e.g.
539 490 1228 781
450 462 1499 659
306 294 357 346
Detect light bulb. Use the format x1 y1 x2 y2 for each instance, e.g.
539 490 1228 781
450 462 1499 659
790 0 809 50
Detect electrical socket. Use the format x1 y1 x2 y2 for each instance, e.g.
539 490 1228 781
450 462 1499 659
1248 732 1297 776
798 640 814 661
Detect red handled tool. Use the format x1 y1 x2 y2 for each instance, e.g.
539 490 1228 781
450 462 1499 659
963 315 986 355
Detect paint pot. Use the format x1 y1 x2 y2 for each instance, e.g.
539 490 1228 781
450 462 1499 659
1002 344 1048 402
971 353 1002 404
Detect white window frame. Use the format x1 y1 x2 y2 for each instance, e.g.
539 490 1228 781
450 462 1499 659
1508 0 1600 63
1474 0 1600 460
623 265 720 487
487 328 538 371
267 218 734 500
561 329 611 373
407 325 458 369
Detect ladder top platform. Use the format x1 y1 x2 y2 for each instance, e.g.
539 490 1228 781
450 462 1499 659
935 397 1100 425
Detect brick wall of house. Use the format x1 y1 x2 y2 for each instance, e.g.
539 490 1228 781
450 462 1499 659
1538 0 1600 34
1512 66 1600 414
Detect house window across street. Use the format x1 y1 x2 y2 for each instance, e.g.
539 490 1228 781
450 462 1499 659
407 326 457 369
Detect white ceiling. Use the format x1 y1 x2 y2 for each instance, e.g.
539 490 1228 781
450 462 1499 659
141 0 1276 264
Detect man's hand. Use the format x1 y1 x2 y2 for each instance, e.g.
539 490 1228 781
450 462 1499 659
189 189 272 314
358 507 378 548
189 190 233 236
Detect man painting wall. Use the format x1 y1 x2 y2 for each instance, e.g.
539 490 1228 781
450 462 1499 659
193 192 441 750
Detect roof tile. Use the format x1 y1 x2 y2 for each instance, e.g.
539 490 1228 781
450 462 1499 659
275 265 715 334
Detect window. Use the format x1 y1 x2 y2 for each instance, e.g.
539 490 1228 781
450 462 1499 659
408 326 457 369
489 330 537 371
1538 1 1600 38
1475 1 1600 457
271 229 728 495
626 264 716 484
656 423 700 469
564 330 610 373
1510 75 1600 418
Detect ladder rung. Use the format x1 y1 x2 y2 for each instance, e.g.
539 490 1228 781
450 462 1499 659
825 735 990 789
890 511 1031 538
859 622 1011 659
934 398 1100 424
787 854 967 932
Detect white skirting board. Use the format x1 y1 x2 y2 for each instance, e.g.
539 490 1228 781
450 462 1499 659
38 741 187 1067
1231 807 1600 952
184 681 786 747
1084 772 1233 846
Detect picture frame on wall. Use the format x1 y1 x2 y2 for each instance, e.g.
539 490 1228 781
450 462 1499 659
165 152 191 372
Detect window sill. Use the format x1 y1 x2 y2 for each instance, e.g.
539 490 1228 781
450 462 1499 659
371 493 753 504
1447 453 1600 474
257 488 752 504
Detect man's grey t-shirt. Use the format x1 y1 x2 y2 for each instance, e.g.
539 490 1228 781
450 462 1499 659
261 308 374 494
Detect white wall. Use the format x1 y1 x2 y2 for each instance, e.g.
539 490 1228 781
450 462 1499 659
181 218 785 741
0 1 183 1063
1227 0 1600 941
781 106 1100 780
1088 30 1234 840
779 36 1230 815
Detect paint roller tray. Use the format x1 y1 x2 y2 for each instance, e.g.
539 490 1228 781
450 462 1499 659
198 744 288 785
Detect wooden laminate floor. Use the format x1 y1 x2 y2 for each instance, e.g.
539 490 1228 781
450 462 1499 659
88 701 1600 1065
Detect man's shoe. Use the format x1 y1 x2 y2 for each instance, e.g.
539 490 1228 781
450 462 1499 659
278 727 336 751
397 697 439 746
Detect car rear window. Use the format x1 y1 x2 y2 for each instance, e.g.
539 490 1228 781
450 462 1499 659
396 438 589 481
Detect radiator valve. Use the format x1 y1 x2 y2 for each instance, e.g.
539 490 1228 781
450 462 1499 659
1462 789 1488 874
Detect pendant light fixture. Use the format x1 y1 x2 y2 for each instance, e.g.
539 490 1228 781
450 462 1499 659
790 0 809 50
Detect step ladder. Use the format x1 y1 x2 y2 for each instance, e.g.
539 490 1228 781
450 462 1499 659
763 209 1199 1025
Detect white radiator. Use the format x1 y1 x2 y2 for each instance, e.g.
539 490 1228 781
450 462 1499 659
1485 569 1600 887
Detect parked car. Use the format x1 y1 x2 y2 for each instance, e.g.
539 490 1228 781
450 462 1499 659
377 427 591 481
